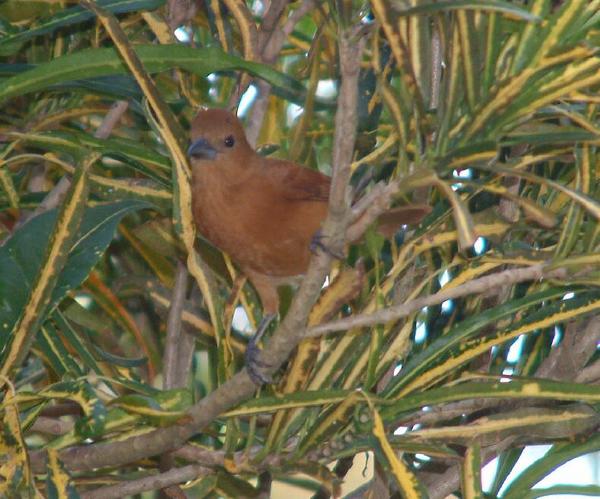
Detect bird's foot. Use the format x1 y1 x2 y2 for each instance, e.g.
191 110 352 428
245 338 273 385
310 230 345 260
244 314 277 386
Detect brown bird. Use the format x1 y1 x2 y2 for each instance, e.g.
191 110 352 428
188 108 428 383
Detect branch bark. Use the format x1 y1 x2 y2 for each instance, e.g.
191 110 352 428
162 262 191 390
81 464 211 499
245 0 317 146
307 263 567 336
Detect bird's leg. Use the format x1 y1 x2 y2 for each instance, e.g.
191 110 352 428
310 229 345 260
245 313 277 385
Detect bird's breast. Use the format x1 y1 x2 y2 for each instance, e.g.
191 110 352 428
192 167 327 278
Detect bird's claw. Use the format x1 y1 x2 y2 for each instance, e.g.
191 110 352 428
310 230 345 260
244 314 277 385
245 337 273 385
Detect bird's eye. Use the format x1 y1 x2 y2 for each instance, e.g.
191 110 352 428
224 135 235 147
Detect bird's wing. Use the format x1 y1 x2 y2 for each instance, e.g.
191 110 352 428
267 159 331 202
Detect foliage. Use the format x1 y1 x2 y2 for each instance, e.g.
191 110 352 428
0 0 599 497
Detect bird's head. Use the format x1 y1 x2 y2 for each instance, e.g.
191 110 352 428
188 108 252 164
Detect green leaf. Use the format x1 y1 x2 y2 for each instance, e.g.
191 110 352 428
522 485 600 499
216 472 260 498
462 442 482 499
19 380 108 438
225 389 354 417
501 125 600 147
0 200 150 344
192 475 218 498
392 0 542 23
110 389 192 423
383 287 570 398
0 0 165 56
1 152 96 377
502 432 600 499
46 449 80 499
90 343 147 368
489 448 524 497
0 45 305 105
36 321 84 377
380 379 600 421
0 389 31 497
49 310 103 376
12 130 172 182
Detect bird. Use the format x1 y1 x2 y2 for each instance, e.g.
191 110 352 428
187 108 429 384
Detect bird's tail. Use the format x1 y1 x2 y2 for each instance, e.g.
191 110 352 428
375 205 431 238
347 204 431 243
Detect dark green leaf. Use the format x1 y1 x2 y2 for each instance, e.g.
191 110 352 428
0 45 305 105
0 200 150 344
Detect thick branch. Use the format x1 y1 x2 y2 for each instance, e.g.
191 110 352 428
346 170 434 243
537 314 600 381
247 27 364 384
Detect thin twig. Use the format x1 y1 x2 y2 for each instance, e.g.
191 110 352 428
430 23 442 111
28 416 74 436
175 327 196 387
81 464 211 499
347 178 407 242
166 0 197 31
346 181 400 242
245 0 317 146
171 443 283 469
307 264 566 336
162 262 190 390
257 0 288 54
24 176 71 221
17 100 129 227
94 100 129 140
159 261 190 481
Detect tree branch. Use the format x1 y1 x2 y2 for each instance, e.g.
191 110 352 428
81 464 211 499
166 0 197 31
28 416 74 436
307 263 566 336
244 25 364 387
245 0 317 146
160 261 191 482
162 262 190 390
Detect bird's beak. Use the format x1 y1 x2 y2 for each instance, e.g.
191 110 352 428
187 138 217 160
